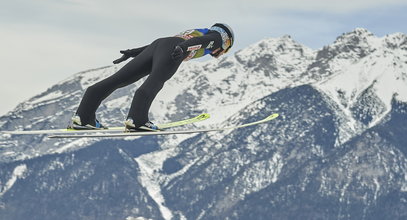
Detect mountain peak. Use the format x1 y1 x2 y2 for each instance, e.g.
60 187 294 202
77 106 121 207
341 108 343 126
259 35 300 48
384 32 407 49
312 28 380 65
235 35 314 66
333 28 375 46
351 27 374 36
341 28 374 38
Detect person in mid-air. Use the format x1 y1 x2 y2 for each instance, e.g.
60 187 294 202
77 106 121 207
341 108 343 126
68 23 234 131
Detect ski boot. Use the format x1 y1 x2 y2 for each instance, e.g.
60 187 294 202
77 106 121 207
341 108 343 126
67 114 108 130
124 118 160 132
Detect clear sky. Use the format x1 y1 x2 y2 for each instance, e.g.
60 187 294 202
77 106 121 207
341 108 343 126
1 0 406 115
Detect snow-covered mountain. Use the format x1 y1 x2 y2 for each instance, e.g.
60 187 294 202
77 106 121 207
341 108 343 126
0 28 406 220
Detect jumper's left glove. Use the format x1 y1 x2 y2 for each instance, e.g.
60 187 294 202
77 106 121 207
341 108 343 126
171 45 185 60
113 50 135 64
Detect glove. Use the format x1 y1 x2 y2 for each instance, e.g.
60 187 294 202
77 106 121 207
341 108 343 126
113 50 134 64
171 45 185 60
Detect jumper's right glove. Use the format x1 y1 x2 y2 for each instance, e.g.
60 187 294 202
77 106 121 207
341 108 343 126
171 45 185 60
113 50 135 64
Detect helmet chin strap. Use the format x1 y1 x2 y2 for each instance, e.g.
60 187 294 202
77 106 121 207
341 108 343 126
210 48 224 58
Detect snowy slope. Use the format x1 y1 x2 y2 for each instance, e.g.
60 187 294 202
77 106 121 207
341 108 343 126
315 29 407 128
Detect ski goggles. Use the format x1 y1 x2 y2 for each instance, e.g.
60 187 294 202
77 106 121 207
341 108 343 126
223 38 232 53
210 26 233 53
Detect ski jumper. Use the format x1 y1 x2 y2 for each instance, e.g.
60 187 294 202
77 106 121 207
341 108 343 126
75 29 223 127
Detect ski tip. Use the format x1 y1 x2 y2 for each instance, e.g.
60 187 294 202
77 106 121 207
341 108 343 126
266 113 279 120
198 113 211 119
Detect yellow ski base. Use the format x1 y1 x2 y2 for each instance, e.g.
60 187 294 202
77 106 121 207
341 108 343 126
49 113 279 138
3 113 210 135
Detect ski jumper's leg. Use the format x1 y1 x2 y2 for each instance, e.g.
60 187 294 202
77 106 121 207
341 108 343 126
75 43 155 125
127 37 184 127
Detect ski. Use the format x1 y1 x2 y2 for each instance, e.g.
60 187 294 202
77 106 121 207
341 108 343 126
48 113 279 138
3 113 210 135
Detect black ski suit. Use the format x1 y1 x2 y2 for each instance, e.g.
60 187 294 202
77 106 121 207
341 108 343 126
75 30 223 127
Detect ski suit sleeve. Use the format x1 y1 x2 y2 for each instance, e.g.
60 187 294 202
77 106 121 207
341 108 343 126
177 32 222 53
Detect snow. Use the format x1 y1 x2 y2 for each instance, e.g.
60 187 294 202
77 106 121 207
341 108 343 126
135 149 177 220
52 138 96 154
0 164 27 197
315 31 407 129
241 152 283 193
402 160 407 192
77 66 119 89
402 178 407 192
125 217 153 220
29 91 64 105
373 177 380 201
166 157 201 182
0 120 6 128
104 96 129 109
213 152 284 214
